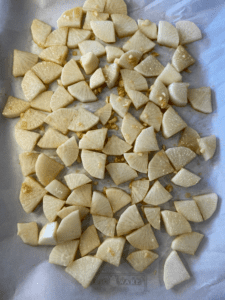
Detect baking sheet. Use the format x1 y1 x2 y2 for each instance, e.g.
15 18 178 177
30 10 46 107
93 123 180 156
1 0 225 299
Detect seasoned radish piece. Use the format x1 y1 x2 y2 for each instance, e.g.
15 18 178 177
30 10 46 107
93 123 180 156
15 129 41 152
165 147 196 170
174 200 203 223
39 46 68 65
2 96 30 118
144 180 172 205
32 62 62 84
179 127 200 154
148 150 174 181
38 222 58 246
31 19 51 48
138 19 157 40
65 256 103 288
171 232 204 255
171 168 201 188
13 50 38 77
106 163 138 185
121 69 148 91
78 40 106 57
80 52 99 75
124 152 148 174
43 195 65 222
140 102 163 132
49 240 79 266
94 103 112 125
83 0 106 12
134 126 159 153
61 59 84 86
64 174 91 190
104 0 127 15
193 193 218 221
45 179 70 200
90 68 105 89
96 237 126 266
57 210 81 243
126 89 149 110
172 45 195 72
57 7 83 28
162 106 187 138
116 204 144 236
90 21 116 43
157 21 179 48
164 251 190 290
69 81 97 103
103 63 120 89
81 150 107 179
93 215 117 237
22 70 46 101
161 210 192 236
66 184 92 207
149 79 169 109
111 14 138 38
45 27 68 47
83 11 109 31
79 225 100 257
110 94 131 118
106 188 131 213
157 63 182 86
176 20 202 45
37 128 68 149
123 30 155 54
131 179 149 204
121 113 144 145
127 250 158 272
67 28 91 48
168 82 189 107
68 107 99 132
19 152 39 177
198 135 216 161
56 136 79 167
118 50 142 70
188 87 212 114
79 128 107 150
144 207 161 230
31 91 53 113
135 55 164 77
16 108 46 131
105 46 124 63
91 191 113 217
103 135 131 156
126 224 159 250
35 153 64 186
57 206 89 221
17 222 39 246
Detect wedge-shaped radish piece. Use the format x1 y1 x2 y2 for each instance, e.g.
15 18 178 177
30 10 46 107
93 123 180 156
110 94 131 118
15 129 41 152
157 21 179 48
121 69 148 92
79 225 100 257
118 50 142 70
80 52 99 75
39 45 68 66
22 70 46 101
126 224 159 250
57 7 83 28
162 210 192 236
16 108 46 131
111 14 138 38
43 195 65 222
104 0 127 14
123 30 155 54
49 240 79 266
193 193 218 221
103 63 120 89
19 152 39 177
144 207 161 230
106 188 131 213
83 0 106 12
94 103 112 125
172 45 195 72
68 108 99 132
148 150 174 181
124 152 148 173
149 79 169 109
61 59 84 86
106 163 138 185
135 55 164 77
121 113 144 144
31 91 53 113
57 210 81 243
176 20 202 45
66 184 92 207
57 136 79 167
174 200 203 222
67 28 91 48
90 68 105 89
126 89 149 110
138 19 157 40
105 46 124 63
157 63 182 86
45 27 68 47
57 205 90 220
198 135 216 161
168 82 189 107
140 102 163 132
134 127 159 153
83 11 109 30
96 237 125 266
127 250 158 272
91 21 116 43
103 135 131 156
178 127 200 154
171 232 204 255
2 96 30 118
32 62 62 84
38 128 68 149
78 40 106 57
162 106 187 138
68 81 97 103
131 179 149 204
164 250 190 290
117 204 144 236
39 222 58 246
93 215 117 237
144 180 172 205
35 153 64 186
81 150 106 179
91 191 113 217
17 222 39 246
188 87 212 114
79 128 107 150
45 179 70 200
64 174 91 190
165 147 196 171
13 50 38 77
31 19 51 48
172 168 201 188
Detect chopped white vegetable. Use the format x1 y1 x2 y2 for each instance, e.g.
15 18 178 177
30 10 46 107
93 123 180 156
31 91 53 113
19 152 39 177
165 147 196 171
111 14 138 38
43 195 65 222
171 232 204 255
83 0 106 12
32 61 63 84
162 106 187 138
39 222 58 246
123 30 155 54
149 79 169 109
188 87 212 114
168 82 189 107
56 136 79 167
78 40 106 57
81 150 107 179
22 70 46 101
79 225 100 257
178 126 200 154
134 126 159 153
2 96 30 118
57 206 90 221
110 93 131 118
157 63 182 86
126 89 149 110
15 128 41 152
171 168 201 188
131 179 149 204
90 68 105 89
13 49 38 77
68 107 99 132
39 46 68 66
91 191 113 217
57 210 81 243
121 112 144 144
124 152 148 174
157 21 179 48
172 45 195 72
17 222 39 246
127 250 158 272
140 102 163 132
66 184 92 207
61 59 84 86
93 215 117 237
106 163 138 185
45 27 68 47
161 210 192 236
49 240 79 266
138 19 157 40
16 108 46 131
121 69 148 91
174 200 203 223
144 180 172 205
104 0 127 15
94 103 112 125
79 128 107 151
80 52 99 75
106 187 131 213
103 135 131 156
176 20 202 45
135 55 164 77
193 193 218 221
103 63 120 89
83 11 109 31
118 50 142 70
64 173 92 190
57 7 83 28
67 28 91 48
91 21 116 43
105 45 124 63
144 206 161 230
37 128 68 149
31 19 51 48
148 150 174 181
45 179 70 200
197 135 216 161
